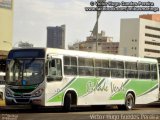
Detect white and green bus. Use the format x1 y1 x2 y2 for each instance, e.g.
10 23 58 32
5 48 159 111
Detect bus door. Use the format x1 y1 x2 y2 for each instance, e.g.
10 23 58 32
46 55 63 104
47 57 63 81
150 64 159 102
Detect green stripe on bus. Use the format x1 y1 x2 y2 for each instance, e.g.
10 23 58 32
110 79 158 100
138 84 158 97
48 78 158 102
48 77 102 102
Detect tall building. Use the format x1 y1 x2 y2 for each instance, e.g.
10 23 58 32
0 0 13 59
47 25 66 49
69 31 119 54
119 14 160 59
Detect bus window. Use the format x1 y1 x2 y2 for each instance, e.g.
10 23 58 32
49 60 56 75
47 59 62 81
95 59 110 77
125 62 138 78
138 63 151 79
110 61 124 78
64 56 77 75
78 58 94 76
51 60 55 67
150 64 157 80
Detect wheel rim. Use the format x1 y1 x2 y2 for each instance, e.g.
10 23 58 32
126 95 133 109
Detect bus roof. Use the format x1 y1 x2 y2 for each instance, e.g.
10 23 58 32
46 48 158 64
9 48 158 63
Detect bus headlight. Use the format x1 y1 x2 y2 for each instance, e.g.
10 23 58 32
31 88 44 97
6 89 13 97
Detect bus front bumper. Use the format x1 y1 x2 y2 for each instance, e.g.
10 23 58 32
5 96 43 106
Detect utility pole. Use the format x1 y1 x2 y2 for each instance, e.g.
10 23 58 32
96 9 100 52
91 0 106 52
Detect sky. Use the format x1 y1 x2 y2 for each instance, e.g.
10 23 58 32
13 0 160 47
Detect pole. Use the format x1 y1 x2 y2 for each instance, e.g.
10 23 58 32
96 10 99 52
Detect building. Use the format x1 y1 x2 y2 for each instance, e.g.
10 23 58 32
47 25 66 49
18 41 34 48
100 42 119 54
119 14 160 59
69 31 119 54
0 0 13 59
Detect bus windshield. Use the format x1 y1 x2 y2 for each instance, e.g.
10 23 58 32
6 59 44 86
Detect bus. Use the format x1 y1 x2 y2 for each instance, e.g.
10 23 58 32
5 48 159 111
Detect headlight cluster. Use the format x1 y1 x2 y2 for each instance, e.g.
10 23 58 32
31 88 44 97
6 89 13 97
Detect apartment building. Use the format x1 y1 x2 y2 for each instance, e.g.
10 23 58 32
47 25 66 49
119 14 160 59
70 31 119 54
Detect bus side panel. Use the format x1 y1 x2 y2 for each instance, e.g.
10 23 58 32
135 79 159 104
45 77 159 106
76 77 126 106
45 76 75 106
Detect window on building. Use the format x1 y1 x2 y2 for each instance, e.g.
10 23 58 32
145 49 160 53
145 33 160 39
145 41 160 46
145 26 160 32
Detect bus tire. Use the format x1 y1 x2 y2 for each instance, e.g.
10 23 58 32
63 93 72 112
118 93 135 110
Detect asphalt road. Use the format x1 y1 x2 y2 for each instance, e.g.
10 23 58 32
0 102 160 120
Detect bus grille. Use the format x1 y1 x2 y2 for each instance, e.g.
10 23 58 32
14 94 31 98
15 99 30 103
11 88 34 93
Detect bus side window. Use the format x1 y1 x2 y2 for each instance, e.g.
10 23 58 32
47 59 62 81
49 60 56 75
51 60 55 67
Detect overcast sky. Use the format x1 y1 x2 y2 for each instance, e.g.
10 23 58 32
13 0 160 47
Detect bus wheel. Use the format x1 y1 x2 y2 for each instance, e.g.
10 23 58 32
118 93 135 110
125 93 135 110
63 93 72 112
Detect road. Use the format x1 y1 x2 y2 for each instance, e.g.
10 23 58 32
0 103 160 120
